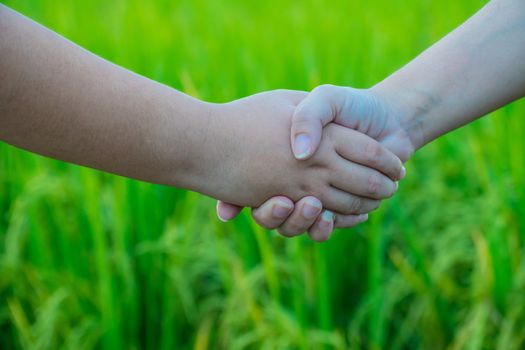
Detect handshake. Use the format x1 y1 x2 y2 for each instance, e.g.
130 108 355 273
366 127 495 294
2 1 522 244
201 85 416 242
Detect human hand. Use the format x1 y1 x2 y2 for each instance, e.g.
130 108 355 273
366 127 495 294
289 84 416 162
217 195 371 241
202 89 403 228
222 0 525 239
217 85 414 240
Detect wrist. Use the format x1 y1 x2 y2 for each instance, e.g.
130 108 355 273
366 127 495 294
370 81 437 154
154 93 220 193
173 100 238 199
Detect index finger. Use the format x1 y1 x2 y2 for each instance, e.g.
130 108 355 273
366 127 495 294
330 125 405 181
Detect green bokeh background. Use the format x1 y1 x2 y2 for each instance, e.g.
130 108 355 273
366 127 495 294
1 0 525 349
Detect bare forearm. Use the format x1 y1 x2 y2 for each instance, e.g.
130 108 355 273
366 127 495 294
0 5 210 187
373 0 525 150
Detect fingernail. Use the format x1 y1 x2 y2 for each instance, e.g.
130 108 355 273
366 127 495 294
321 210 334 222
303 198 322 218
216 202 229 222
293 134 312 159
272 200 293 219
358 213 368 222
395 181 399 190
400 166 406 180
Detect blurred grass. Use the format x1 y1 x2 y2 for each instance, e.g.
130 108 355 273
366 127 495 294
1 0 525 349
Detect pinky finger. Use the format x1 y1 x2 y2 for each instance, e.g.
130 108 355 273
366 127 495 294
334 213 369 229
308 210 335 242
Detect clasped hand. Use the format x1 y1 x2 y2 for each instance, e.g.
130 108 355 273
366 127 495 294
215 85 415 242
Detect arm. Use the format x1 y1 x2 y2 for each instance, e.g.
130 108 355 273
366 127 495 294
291 0 525 159
237 0 525 238
373 0 525 151
0 5 403 238
0 4 209 189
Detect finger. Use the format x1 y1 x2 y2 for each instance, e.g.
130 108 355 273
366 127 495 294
251 196 294 230
291 85 347 160
332 127 405 181
277 196 323 237
308 210 335 242
320 187 381 215
334 213 368 228
330 158 397 200
216 201 243 221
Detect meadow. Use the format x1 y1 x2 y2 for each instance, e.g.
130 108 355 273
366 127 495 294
1 0 525 349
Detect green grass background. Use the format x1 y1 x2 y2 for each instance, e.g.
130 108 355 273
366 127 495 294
1 0 525 349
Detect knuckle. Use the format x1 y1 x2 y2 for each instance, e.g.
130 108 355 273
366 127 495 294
308 178 329 197
298 181 314 197
353 199 375 214
365 142 384 165
293 107 311 123
347 196 363 214
314 84 335 95
367 173 382 196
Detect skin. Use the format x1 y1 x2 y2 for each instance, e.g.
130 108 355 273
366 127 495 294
0 6 404 221
219 0 525 240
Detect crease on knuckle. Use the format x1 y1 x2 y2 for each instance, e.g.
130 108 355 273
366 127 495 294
298 181 314 198
348 196 362 214
301 177 327 199
365 142 383 166
293 108 311 124
314 84 335 95
367 173 382 196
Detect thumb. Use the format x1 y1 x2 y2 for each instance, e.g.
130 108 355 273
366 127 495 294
216 201 243 222
291 85 346 160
